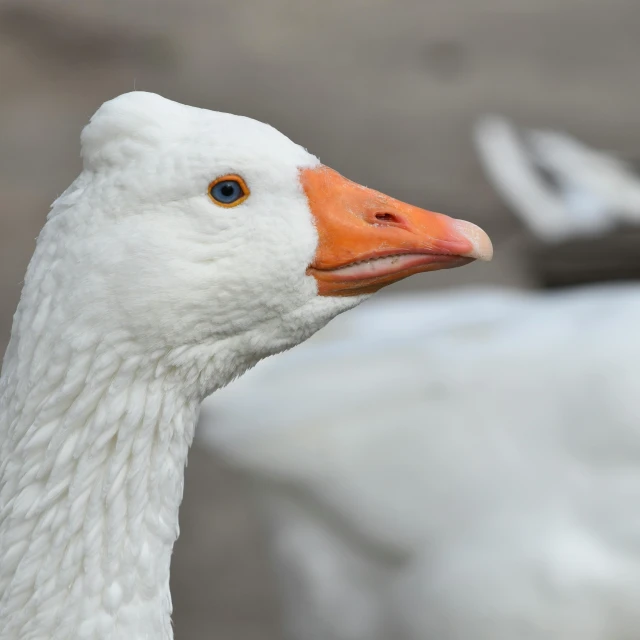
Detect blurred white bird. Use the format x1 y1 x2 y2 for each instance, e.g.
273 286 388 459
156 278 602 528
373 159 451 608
199 285 640 640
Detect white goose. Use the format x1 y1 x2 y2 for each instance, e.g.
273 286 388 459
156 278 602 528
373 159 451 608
201 285 640 640
0 91 491 640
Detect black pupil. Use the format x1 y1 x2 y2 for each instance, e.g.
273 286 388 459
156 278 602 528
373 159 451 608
220 183 235 197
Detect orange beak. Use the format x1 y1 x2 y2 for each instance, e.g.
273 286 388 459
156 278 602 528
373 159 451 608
302 165 493 296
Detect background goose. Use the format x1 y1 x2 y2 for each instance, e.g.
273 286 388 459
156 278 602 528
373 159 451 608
0 91 490 640
200 284 640 640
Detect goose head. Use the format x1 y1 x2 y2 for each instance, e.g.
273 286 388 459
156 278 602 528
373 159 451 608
25 91 492 392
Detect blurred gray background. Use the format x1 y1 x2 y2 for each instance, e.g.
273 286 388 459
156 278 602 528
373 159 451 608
2 0 639 637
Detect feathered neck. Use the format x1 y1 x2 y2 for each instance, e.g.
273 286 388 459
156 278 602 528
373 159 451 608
0 326 208 639
0 229 263 640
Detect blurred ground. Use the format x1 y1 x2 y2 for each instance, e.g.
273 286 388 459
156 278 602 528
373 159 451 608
1 1 640 637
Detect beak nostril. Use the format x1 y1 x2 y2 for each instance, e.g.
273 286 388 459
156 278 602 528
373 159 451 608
374 212 400 224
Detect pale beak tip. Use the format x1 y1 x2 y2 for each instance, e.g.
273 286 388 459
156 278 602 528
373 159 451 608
453 219 494 262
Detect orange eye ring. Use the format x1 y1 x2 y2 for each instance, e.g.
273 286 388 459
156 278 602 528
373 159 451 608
207 174 251 208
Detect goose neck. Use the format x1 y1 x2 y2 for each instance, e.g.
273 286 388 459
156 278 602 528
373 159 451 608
0 343 203 639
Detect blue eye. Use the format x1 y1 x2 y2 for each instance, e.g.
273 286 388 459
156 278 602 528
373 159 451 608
212 181 241 203
208 175 250 207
